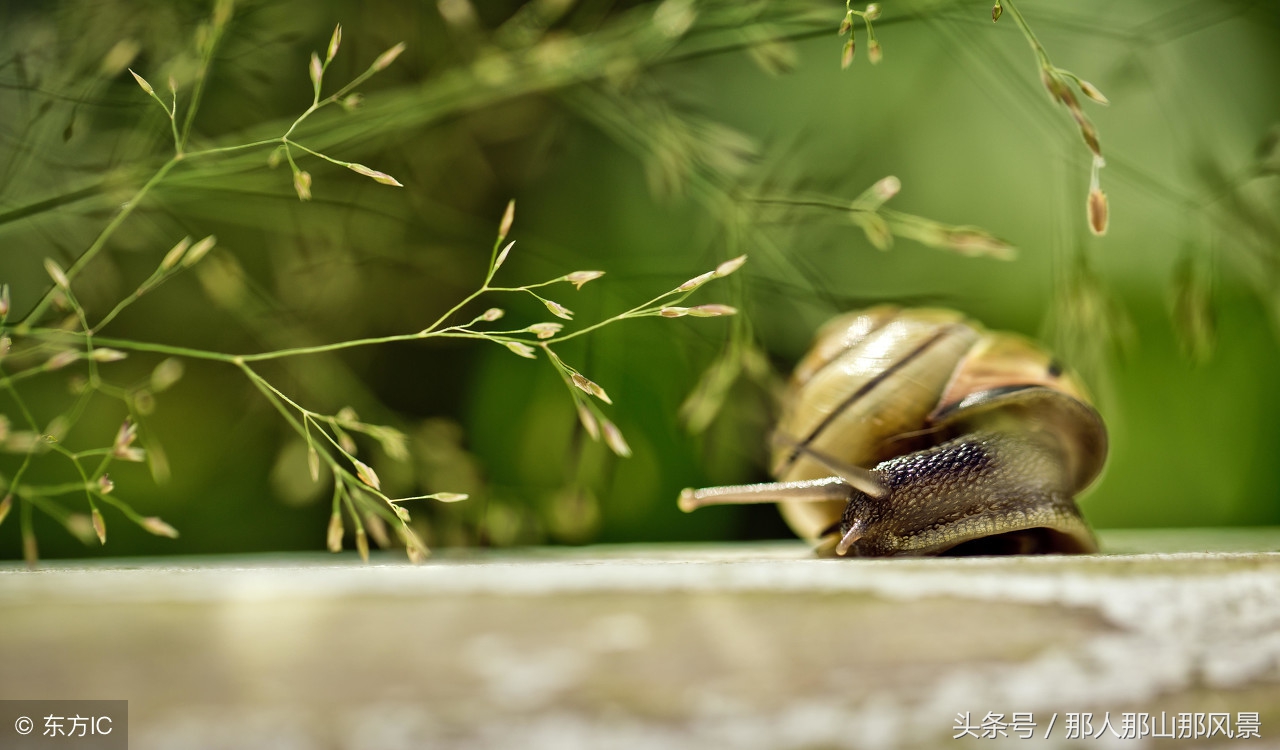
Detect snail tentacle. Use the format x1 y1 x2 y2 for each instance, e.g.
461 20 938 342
677 477 851 512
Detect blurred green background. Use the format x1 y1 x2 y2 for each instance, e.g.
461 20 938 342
1 0 1278 560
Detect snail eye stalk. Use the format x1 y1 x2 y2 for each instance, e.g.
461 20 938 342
678 477 852 512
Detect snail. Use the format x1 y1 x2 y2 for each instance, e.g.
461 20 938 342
679 307 1107 556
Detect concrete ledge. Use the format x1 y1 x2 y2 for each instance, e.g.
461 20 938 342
2 533 1279 749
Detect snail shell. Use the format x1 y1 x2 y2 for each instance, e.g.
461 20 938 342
681 306 1107 557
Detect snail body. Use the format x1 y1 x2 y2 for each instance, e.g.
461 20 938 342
679 307 1107 557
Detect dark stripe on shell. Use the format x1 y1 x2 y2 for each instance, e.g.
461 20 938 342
931 384 1040 423
780 324 967 474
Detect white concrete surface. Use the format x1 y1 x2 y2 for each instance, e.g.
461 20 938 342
2 535 1278 749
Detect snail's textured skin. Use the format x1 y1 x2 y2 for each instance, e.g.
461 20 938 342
836 431 1093 557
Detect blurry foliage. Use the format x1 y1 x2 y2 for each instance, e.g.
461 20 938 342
1 0 1279 561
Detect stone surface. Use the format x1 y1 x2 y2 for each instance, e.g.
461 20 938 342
2 531 1279 749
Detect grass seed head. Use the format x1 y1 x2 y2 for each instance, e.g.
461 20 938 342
128 68 154 95
571 372 612 403
499 200 516 240
677 270 715 292
5 432 41 453
100 40 140 78
713 254 747 278
1041 69 1072 105
543 299 574 320
372 42 406 71
576 404 599 440
308 445 321 482
114 419 137 453
44 258 70 289
364 512 391 547
356 528 369 562
150 358 185 392
601 419 632 457
309 52 323 90
687 304 738 317
505 341 537 359
327 24 342 63
1077 79 1109 105
327 512 343 552
91 508 107 544
161 237 192 270
47 351 78 371
353 459 380 490
841 38 855 69
67 514 96 545
494 241 515 271
348 163 403 186
941 229 1015 259
1077 116 1102 156
1088 155 1109 235
1088 188 1109 235
529 322 562 339
293 170 312 201
141 516 180 538
565 270 605 289
873 175 901 202
182 236 217 267
118 446 147 462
